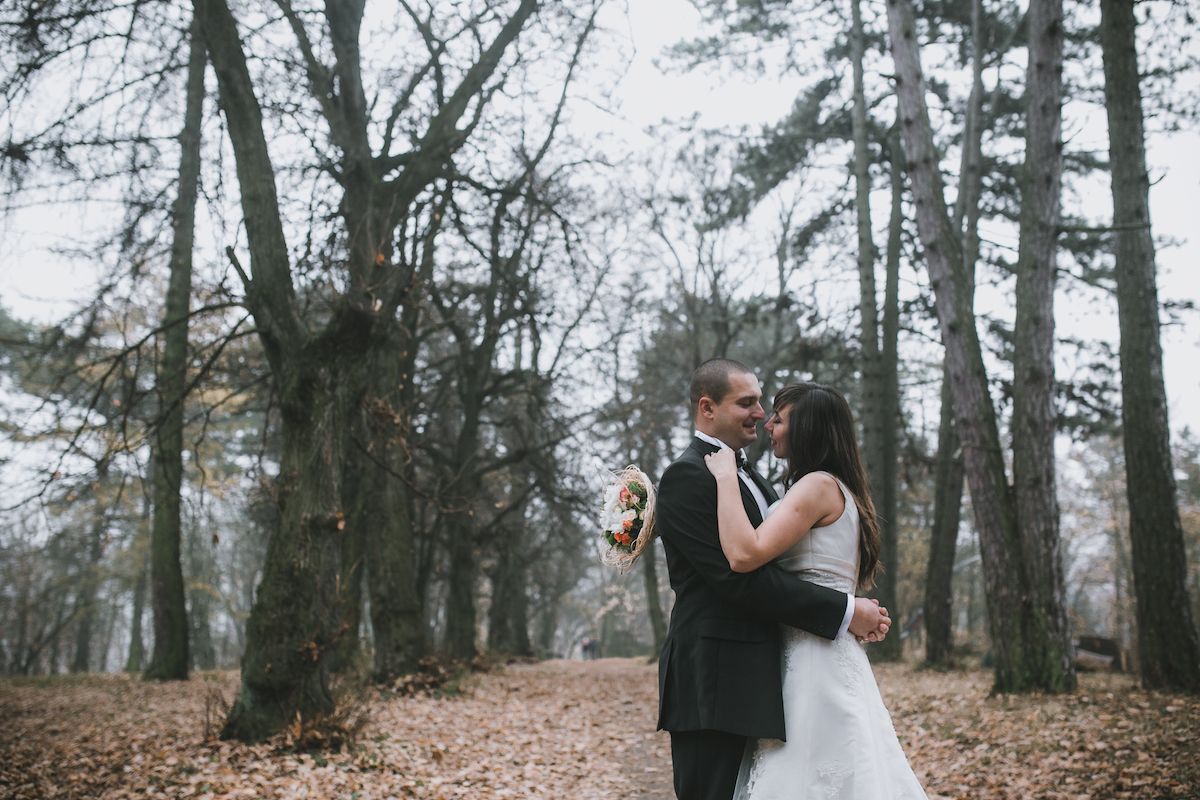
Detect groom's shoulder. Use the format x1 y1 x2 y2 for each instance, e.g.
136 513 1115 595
664 440 705 468
659 444 708 485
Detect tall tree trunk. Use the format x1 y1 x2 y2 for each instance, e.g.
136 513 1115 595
488 540 533 657
886 0 1067 692
925 0 986 668
442 350 500 661
877 125 901 660
145 18 206 681
1010 0 1076 692
221 375 349 740
444 505 480 660
187 527 218 671
441 374 488 663
48 599 66 675
849 0 881 463
358 339 424 680
536 597 559 656
125 549 149 673
1111 499 1132 660
849 0 898 661
198 0 361 737
331 415 367 674
360 201 438 681
415 505 438 624
125 466 152 673
196 0 539 738
100 590 120 672
925 370 963 667
1100 0 1200 692
11 567 31 674
71 467 110 673
486 432 534 658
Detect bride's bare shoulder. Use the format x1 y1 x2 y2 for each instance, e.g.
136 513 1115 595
786 470 841 496
782 471 845 519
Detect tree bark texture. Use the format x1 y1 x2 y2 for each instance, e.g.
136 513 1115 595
486 413 535 659
925 0 989 668
488 541 533 657
195 0 538 738
1011 0 1076 692
357 339 424 680
849 0 899 661
444 506 480 660
145 16 206 682
850 0 882 484
221 377 349 741
1100 0 1200 692
885 0 1069 692
443 388 486 660
329 445 366 674
186 527 218 671
71 465 110 673
877 123 901 661
125 481 152 673
925 369 963 667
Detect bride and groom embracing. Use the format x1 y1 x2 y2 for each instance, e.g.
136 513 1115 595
655 358 928 800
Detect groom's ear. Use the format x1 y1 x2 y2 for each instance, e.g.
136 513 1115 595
696 395 715 419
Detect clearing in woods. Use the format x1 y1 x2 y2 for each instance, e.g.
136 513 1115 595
1 658 1197 799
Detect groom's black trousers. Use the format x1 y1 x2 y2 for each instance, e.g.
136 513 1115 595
670 729 746 800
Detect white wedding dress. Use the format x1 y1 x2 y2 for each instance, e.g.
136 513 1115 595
732 474 928 800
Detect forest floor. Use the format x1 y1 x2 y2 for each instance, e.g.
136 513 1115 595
1 657 1197 800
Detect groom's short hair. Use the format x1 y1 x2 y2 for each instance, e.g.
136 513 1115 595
689 358 754 410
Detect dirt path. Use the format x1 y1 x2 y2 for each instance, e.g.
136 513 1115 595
0 658 674 800
2 659 1198 799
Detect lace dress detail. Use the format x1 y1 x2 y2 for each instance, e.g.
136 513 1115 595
817 760 854 799
833 634 863 698
731 476 928 800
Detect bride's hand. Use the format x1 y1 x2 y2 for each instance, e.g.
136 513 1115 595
704 449 738 481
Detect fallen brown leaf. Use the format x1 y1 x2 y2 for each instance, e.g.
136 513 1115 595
0 661 1196 799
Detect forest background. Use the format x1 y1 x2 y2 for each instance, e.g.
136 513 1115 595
1 0 1198 747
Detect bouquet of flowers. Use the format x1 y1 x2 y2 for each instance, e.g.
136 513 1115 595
599 466 657 572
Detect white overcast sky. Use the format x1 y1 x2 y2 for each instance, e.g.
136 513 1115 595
600 0 1200 435
1 0 1196 434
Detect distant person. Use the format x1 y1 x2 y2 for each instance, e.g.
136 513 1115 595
581 637 599 660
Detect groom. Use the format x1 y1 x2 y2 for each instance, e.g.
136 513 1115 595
655 358 890 800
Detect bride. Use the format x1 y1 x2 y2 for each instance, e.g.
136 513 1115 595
704 382 928 800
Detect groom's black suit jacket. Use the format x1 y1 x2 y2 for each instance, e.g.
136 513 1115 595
656 437 848 741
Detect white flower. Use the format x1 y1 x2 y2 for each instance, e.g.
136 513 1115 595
603 482 621 511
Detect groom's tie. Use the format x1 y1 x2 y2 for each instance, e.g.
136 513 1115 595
738 452 779 505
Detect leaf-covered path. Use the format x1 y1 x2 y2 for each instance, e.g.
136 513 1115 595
1 658 1197 799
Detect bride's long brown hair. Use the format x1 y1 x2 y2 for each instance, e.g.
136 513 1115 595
772 382 882 589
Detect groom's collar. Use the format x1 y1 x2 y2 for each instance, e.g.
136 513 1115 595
693 430 744 461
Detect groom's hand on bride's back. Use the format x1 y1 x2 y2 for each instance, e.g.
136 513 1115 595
848 597 890 643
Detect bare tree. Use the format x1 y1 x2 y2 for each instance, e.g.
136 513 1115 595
886 0 1074 692
1100 0 1200 692
192 0 541 740
1010 0 1075 691
144 16 206 682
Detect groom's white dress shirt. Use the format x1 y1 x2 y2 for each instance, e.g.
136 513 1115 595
694 430 855 639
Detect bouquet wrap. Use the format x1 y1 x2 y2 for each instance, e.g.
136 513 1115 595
599 465 657 573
